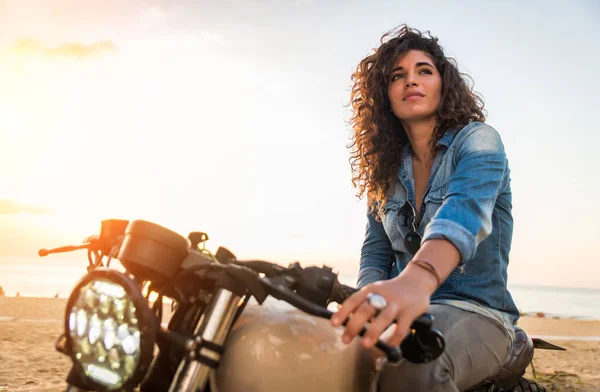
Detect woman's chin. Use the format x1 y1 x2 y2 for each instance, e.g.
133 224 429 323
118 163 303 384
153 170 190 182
397 112 437 124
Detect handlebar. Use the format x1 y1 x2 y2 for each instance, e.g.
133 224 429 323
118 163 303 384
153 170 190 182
329 279 360 304
38 238 114 270
225 258 445 364
38 219 129 259
232 259 287 276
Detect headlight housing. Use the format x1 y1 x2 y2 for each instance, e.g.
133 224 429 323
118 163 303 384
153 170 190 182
65 268 158 391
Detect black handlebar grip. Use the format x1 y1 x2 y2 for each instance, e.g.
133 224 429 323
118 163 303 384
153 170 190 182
330 280 358 304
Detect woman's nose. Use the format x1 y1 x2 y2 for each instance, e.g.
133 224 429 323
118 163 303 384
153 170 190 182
405 79 418 87
405 73 418 87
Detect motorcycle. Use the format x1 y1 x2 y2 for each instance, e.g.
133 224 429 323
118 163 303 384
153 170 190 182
39 219 564 392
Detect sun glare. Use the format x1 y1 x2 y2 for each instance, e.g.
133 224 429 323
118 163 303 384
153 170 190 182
1 35 273 249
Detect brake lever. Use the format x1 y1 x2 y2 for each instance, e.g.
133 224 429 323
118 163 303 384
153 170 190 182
38 243 92 257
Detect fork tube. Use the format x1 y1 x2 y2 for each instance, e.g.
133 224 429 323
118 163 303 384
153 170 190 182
168 288 241 392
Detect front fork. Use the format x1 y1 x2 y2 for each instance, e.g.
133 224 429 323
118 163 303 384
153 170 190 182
168 288 241 392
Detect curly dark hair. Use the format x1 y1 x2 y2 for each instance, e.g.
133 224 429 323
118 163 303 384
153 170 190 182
348 24 486 215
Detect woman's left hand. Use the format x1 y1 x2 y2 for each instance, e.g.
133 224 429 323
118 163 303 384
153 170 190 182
330 273 433 349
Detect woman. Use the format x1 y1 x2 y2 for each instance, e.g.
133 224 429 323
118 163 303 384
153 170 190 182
330 25 520 391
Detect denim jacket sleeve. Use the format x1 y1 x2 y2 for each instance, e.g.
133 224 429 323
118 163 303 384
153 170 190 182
422 124 509 265
357 209 394 288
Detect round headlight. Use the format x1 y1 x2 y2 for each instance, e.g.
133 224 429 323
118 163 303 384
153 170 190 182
65 268 158 391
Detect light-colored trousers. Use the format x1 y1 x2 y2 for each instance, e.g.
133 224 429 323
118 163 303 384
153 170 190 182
373 304 511 392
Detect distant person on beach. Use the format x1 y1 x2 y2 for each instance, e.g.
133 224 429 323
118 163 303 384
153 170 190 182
331 25 519 391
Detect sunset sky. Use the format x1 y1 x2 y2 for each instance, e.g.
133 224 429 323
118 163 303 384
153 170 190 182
1 0 599 289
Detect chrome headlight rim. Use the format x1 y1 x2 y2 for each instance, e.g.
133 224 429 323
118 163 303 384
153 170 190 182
64 268 158 392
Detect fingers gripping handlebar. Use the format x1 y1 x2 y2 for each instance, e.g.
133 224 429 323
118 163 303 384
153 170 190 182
330 279 433 330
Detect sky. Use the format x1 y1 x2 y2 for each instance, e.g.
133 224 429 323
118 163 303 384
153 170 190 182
0 0 599 289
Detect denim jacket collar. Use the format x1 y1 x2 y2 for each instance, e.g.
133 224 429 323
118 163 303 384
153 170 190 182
398 128 458 210
437 128 459 148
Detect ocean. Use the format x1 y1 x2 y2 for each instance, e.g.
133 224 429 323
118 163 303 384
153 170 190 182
2 256 600 320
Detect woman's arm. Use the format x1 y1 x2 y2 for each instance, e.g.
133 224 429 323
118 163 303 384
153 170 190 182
422 124 510 264
357 210 395 287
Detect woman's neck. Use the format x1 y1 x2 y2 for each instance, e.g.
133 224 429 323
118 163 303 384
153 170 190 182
402 118 437 165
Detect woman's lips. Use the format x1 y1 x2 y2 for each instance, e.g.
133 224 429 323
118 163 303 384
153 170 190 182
404 94 424 101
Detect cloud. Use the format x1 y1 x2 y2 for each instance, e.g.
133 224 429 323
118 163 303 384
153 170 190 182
0 200 55 215
12 39 117 59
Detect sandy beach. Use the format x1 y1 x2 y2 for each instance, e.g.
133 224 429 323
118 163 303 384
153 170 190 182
1 297 599 392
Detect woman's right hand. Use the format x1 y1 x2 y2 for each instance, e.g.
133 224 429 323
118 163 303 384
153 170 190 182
330 270 434 350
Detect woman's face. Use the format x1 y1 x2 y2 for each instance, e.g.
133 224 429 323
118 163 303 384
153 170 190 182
387 50 442 124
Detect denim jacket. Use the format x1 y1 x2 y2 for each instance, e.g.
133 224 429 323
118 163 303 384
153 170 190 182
357 122 520 331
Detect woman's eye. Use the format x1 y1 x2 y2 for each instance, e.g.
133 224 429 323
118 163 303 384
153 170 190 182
419 69 433 75
391 74 403 81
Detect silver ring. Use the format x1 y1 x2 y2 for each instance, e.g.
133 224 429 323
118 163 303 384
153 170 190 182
366 293 387 311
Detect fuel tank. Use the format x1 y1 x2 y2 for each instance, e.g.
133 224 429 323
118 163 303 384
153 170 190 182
213 299 373 392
